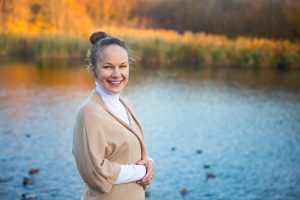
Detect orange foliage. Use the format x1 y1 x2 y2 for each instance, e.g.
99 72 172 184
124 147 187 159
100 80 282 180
0 0 135 35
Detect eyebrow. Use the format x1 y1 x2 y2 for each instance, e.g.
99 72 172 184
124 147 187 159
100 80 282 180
102 62 128 66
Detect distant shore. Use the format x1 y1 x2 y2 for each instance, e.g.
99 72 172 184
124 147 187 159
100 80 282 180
1 27 299 69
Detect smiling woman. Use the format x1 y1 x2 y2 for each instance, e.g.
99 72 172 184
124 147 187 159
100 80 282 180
87 32 133 93
72 31 155 200
96 44 129 93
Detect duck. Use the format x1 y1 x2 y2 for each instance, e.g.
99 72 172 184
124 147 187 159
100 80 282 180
22 177 34 186
180 188 188 196
205 172 216 181
21 193 37 200
28 168 40 175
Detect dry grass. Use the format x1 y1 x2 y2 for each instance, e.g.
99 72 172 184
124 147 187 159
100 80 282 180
1 26 299 69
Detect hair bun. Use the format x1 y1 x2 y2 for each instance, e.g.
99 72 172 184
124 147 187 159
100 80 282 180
90 31 109 45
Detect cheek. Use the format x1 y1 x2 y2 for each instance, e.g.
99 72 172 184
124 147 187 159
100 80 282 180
123 69 130 79
97 69 109 80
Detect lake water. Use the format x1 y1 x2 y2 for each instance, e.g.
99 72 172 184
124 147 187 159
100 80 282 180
0 61 300 200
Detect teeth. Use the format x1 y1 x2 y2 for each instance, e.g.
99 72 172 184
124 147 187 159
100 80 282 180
110 81 121 84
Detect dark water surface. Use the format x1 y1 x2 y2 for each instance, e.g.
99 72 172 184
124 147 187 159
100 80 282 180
0 61 300 200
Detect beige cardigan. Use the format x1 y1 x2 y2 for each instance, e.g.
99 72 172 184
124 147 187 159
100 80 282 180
73 90 147 200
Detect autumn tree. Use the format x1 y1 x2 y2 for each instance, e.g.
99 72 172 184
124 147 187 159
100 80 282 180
1 0 299 40
135 0 300 40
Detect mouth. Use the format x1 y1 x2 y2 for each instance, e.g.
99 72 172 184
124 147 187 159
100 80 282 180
107 80 123 86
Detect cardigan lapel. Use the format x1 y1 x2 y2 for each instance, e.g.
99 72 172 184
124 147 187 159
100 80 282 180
91 90 145 149
119 97 147 159
119 97 144 136
92 90 133 131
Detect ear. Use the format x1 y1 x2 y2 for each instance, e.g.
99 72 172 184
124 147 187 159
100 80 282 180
93 67 98 79
88 66 98 80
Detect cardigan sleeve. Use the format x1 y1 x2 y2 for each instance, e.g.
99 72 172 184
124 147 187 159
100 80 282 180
72 106 121 194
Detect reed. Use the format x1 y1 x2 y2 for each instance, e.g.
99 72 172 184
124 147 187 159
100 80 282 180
0 33 88 60
1 27 299 69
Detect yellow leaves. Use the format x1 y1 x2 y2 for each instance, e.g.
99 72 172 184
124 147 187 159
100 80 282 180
61 0 93 35
0 0 100 35
7 19 29 34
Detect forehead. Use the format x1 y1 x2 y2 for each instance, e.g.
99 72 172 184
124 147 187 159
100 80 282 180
99 45 129 64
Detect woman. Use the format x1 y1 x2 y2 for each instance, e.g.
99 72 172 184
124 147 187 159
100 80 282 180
73 31 155 200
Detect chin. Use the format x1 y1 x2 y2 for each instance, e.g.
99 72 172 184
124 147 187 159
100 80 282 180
109 89 121 93
105 81 126 93
107 87 124 94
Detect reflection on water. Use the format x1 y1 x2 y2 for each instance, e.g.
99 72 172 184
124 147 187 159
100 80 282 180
0 61 300 200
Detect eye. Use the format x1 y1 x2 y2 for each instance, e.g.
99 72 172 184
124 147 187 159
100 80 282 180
102 65 113 69
120 65 128 69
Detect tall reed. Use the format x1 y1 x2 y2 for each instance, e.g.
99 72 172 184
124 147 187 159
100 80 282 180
1 27 299 69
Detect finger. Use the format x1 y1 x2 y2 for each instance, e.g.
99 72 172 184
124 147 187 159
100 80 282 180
137 179 150 184
140 173 154 183
137 179 152 186
136 159 148 165
137 174 153 184
142 163 154 181
137 178 150 184
142 173 151 182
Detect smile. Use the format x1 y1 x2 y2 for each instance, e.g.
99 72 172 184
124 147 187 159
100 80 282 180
108 80 123 85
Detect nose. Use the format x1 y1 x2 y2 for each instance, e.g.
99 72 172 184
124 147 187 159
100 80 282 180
112 68 121 77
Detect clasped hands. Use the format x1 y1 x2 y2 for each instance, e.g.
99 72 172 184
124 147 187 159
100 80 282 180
136 159 155 189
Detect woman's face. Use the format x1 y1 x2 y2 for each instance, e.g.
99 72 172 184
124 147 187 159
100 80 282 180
96 44 130 94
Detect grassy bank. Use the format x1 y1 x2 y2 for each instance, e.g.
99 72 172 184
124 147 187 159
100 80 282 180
1 27 300 69
0 34 88 60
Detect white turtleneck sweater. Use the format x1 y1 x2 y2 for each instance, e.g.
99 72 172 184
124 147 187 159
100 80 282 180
95 81 147 184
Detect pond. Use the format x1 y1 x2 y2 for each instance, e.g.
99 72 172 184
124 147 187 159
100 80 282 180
0 61 300 200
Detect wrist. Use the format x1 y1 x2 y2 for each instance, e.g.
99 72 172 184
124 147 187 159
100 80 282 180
147 156 155 165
